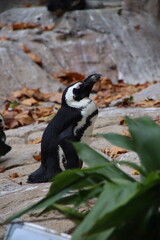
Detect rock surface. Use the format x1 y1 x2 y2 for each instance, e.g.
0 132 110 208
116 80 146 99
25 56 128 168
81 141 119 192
0 3 160 107
1 102 160 238
0 2 160 239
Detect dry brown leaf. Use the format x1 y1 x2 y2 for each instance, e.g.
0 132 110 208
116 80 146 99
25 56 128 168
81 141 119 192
49 92 62 104
14 112 34 126
34 106 54 118
94 80 153 108
132 170 140 175
21 44 31 53
0 23 6 29
2 111 20 129
117 117 127 126
10 22 39 30
134 25 140 31
37 114 55 123
21 97 39 106
120 129 131 138
32 152 41 161
135 100 160 108
41 23 55 31
12 87 40 99
23 4 32 7
28 137 42 144
106 146 127 158
33 92 52 101
27 52 42 66
53 70 84 85
0 37 8 41
9 172 19 178
0 167 5 173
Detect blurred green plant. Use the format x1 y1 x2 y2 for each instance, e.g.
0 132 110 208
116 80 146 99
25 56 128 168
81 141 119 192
4 116 160 240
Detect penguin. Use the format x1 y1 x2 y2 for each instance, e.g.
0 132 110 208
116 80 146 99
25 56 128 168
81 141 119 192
47 0 86 12
0 114 11 157
28 73 101 183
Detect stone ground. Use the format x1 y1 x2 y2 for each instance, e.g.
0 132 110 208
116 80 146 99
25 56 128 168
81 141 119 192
0 2 160 239
0 83 160 238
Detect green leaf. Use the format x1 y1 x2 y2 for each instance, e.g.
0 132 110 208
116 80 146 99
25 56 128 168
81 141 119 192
73 142 135 183
100 117 160 174
51 203 84 224
72 182 140 240
99 133 135 151
126 116 160 172
40 183 104 216
86 180 160 236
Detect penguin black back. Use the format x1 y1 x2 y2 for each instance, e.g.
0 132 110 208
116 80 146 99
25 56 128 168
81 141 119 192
28 74 101 183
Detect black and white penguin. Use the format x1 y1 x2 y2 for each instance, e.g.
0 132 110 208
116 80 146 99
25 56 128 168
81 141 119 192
0 114 11 157
28 73 101 183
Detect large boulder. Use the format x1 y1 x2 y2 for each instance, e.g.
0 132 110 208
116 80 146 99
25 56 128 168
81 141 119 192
0 3 160 106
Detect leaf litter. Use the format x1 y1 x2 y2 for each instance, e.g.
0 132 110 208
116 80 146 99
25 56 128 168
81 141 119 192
1 72 159 131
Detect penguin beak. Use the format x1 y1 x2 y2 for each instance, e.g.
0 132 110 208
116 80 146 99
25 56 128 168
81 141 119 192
83 73 102 86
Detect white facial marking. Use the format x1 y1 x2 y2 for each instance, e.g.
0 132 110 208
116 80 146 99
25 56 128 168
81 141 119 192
65 82 90 108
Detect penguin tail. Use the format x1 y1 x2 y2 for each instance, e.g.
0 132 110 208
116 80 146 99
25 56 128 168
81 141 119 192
0 140 11 157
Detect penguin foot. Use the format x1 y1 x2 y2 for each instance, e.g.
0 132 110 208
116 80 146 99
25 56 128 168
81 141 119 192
27 166 61 183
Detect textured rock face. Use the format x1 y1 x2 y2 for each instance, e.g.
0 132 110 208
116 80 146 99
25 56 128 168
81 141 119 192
0 4 160 107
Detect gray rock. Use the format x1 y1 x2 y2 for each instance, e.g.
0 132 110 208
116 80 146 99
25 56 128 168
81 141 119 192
0 6 159 104
0 42 60 98
0 7 56 26
1 106 160 238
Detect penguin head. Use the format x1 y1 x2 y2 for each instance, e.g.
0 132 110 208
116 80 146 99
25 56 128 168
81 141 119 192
62 73 101 108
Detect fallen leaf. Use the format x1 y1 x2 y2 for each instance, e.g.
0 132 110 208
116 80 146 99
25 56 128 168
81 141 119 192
0 167 5 173
120 129 131 138
37 113 55 122
10 22 39 30
34 106 54 118
21 97 39 106
53 70 84 85
105 146 127 158
9 172 19 178
33 92 52 101
27 52 43 66
0 23 6 29
0 37 7 41
12 87 40 98
134 25 140 31
28 137 42 144
21 44 31 53
117 117 127 126
14 112 34 125
49 92 62 104
2 111 20 129
132 170 140 175
23 4 32 7
135 100 160 108
41 22 55 31
32 152 41 161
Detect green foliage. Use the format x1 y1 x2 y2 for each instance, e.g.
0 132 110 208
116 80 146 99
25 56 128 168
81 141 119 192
5 116 160 239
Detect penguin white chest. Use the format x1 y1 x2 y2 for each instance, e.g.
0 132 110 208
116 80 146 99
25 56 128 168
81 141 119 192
74 100 98 143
